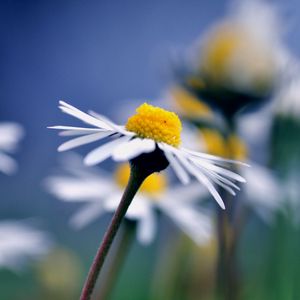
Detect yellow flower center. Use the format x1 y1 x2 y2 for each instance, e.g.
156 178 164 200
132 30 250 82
199 22 275 92
126 103 182 147
170 87 213 119
114 163 167 195
200 129 247 160
201 24 241 82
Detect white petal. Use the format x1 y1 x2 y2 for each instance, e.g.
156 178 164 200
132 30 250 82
88 110 130 135
48 126 106 136
126 196 152 219
58 132 114 152
158 143 190 185
103 191 124 213
0 123 24 152
84 136 131 166
175 152 225 209
112 138 155 161
182 147 250 167
0 153 18 174
198 164 241 190
44 176 113 201
161 182 208 204
89 111 135 136
70 202 104 229
159 200 213 246
136 210 157 245
193 159 246 183
0 221 51 271
244 163 282 211
58 101 114 130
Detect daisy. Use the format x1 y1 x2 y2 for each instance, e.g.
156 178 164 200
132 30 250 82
49 101 246 209
0 122 24 175
45 155 213 246
0 220 52 271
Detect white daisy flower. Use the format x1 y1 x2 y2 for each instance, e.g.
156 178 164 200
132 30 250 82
49 101 247 209
0 122 24 175
45 156 213 246
0 220 52 271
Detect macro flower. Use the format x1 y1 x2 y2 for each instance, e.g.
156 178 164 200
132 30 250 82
45 155 213 246
49 101 246 209
0 220 52 271
0 122 24 175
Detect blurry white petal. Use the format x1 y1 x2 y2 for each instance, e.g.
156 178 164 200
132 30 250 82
159 200 213 246
0 221 52 271
126 196 152 220
84 136 131 166
112 138 155 161
58 132 113 152
136 210 157 245
161 182 208 203
70 203 104 229
0 152 18 175
45 176 113 201
243 163 282 222
0 122 24 152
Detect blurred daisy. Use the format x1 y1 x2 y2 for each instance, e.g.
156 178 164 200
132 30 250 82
0 220 52 271
198 0 281 94
175 0 284 117
45 156 213 246
49 101 246 209
0 122 24 174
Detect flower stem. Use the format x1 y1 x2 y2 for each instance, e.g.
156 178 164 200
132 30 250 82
80 165 147 300
95 220 136 300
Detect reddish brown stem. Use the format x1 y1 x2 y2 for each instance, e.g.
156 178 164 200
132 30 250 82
80 167 146 300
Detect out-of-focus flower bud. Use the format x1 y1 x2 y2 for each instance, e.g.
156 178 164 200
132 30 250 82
178 0 284 118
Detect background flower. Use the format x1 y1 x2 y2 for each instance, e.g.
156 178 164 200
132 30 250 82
45 155 213 246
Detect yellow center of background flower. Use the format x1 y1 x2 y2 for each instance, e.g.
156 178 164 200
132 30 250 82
170 87 213 119
199 22 275 92
126 103 182 147
114 163 167 195
200 129 247 161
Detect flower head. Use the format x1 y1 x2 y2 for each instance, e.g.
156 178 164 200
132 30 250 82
126 103 182 147
49 101 247 209
0 122 24 175
45 156 212 245
176 0 283 117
